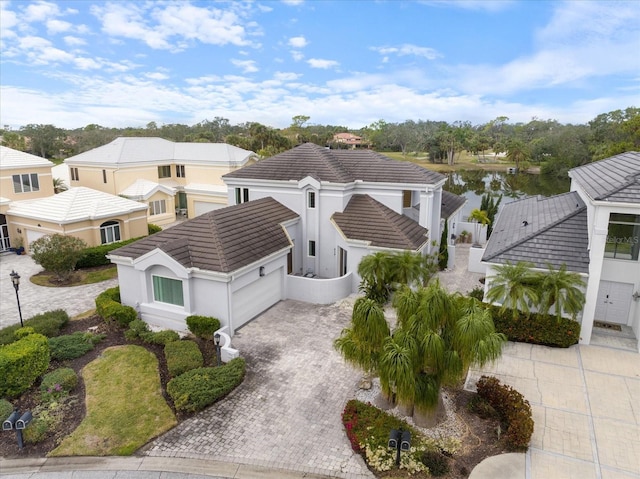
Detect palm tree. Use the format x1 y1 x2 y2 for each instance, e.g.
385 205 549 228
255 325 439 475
380 281 506 427
485 261 540 319
537 264 586 321
53 177 68 194
358 251 393 303
334 297 390 389
506 139 530 171
468 208 490 245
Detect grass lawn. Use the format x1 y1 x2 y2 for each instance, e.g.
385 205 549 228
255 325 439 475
50 345 177 456
30 265 118 287
382 150 517 173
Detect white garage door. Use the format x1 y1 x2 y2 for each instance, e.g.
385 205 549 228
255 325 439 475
26 229 46 246
231 268 283 331
194 201 226 216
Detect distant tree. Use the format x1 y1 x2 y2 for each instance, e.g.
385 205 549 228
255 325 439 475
506 139 530 171
30 234 87 282
19 124 65 159
0 131 27 151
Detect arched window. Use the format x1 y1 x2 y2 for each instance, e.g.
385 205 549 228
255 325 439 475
100 221 121 244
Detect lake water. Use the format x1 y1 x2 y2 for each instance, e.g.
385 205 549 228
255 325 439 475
443 170 571 219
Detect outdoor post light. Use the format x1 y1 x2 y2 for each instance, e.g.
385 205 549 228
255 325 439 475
9 270 23 327
214 333 222 367
388 428 411 466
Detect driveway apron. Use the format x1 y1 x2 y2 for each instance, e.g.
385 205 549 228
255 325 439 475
143 299 374 479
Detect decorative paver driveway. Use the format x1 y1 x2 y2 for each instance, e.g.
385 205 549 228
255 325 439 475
467 342 640 479
144 299 374 479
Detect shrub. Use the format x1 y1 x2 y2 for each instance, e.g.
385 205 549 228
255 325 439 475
468 286 485 301
0 333 50 398
0 310 71 346
125 320 179 345
167 357 245 412
23 400 69 445
165 340 204 377
40 367 78 401
0 399 13 422
31 234 87 281
476 376 534 451
148 223 162 234
145 330 179 345
48 332 105 361
490 305 580 348
76 237 141 269
95 287 137 327
186 315 221 340
421 450 450 476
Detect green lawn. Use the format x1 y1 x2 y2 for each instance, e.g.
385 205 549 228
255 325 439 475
382 150 516 173
50 345 176 456
30 265 118 287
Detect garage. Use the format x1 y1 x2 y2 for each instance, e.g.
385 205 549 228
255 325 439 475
194 201 226 216
231 268 283 331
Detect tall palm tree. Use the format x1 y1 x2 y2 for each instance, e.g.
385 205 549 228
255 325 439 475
358 251 393 304
334 297 390 389
506 139 530 171
537 264 586 321
485 261 540 319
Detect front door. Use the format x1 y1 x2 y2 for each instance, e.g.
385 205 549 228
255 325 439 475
594 281 633 325
339 247 347 276
0 220 9 251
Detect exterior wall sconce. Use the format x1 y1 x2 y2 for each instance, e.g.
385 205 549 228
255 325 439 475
633 291 640 301
259 266 265 277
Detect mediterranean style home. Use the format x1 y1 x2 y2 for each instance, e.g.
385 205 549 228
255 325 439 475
109 143 460 335
332 132 364 148
1 146 149 253
483 151 640 351
63 137 258 226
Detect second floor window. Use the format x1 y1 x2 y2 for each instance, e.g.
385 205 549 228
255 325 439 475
308 191 316 208
235 187 249 204
102 169 107 183
70 168 79 181
149 199 167 216
176 165 185 178
158 165 171 178
605 213 640 261
12 174 39 193
308 240 316 257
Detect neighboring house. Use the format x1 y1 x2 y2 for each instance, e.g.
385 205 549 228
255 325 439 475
0 146 56 251
63 137 258 225
7 187 149 252
109 143 455 335
441 190 467 269
333 132 364 148
482 152 639 350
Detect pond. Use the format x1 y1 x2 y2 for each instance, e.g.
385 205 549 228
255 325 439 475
443 170 571 219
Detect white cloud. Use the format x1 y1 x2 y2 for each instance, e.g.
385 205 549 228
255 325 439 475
274 71 301 81
288 35 307 48
307 58 339 69
231 59 259 73
46 19 72 34
63 35 86 46
373 44 441 60
24 1 62 22
145 72 170 81
0 4 18 37
418 1 515 13
291 50 304 61
282 0 304 5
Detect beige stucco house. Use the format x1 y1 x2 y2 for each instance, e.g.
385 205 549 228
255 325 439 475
63 137 258 226
1 146 149 253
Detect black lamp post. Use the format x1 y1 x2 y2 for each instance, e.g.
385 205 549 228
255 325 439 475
388 428 411 466
9 270 23 327
214 333 221 367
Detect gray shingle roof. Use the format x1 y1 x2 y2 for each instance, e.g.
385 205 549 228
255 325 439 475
441 190 467 219
223 143 445 185
482 191 589 273
569 151 640 203
110 197 298 273
332 194 429 250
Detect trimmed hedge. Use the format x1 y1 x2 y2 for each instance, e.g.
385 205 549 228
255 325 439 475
40 367 78 396
124 319 180 345
0 333 50 398
167 357 246 412
186 315 221 340
164 340 204 377
49 332 105 361
148 223 162 234
476 376 534 451
95 287 137 327
489 305 580 348
76 237 141 269
0 310 70 346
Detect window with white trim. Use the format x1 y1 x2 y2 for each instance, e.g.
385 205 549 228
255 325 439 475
235 187 249 204
308 240 316 257
158 165 171 178
152 275 184 306
70 168 79 181
149 199 167 216
100 221 121 244
605 213 640 261
12 174 40 193
308 191 316 208
176 164 185 178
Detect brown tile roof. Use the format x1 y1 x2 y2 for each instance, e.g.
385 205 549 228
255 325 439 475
223 143 445 185
110 197 298 273
569 151 640 204
441 190 467 219
332 194 429 250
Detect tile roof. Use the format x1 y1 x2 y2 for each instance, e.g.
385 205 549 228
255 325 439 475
569 151 640 204
0 146 53 169
119 179 175 200
441 190 467 219
223 143 445 185
7 186 148 223
110 197 299 273
332 194 429 250
64 137 257 167
482 191 589 273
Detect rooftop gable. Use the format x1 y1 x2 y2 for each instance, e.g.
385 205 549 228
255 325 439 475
111 197 299 273
569 151 640 204
332 194 429 250
223 143 445 186
0 146 54 169
441 190 467 219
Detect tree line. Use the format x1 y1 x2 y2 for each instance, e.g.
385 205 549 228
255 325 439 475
1 107 638 178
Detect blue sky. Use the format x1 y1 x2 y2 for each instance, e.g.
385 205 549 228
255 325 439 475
1 0 639 130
